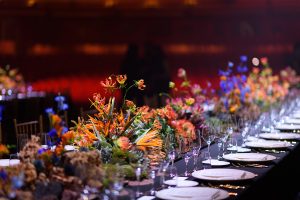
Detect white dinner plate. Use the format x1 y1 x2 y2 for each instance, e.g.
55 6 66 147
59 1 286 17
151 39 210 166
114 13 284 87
164 180 199 187
223 153 276 162
0 159 20 167
284 118 300 125
259 133 300 140
202 159 230 166
64 145 75 151
291 113 300 119
156 187 229 200
227 146 252 153
245 140 292 149
275 124 300 131
192 168 256 181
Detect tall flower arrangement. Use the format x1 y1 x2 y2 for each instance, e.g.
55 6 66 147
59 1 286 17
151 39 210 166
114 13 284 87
215 57 252 115
247 57 289 111
0 65 25 94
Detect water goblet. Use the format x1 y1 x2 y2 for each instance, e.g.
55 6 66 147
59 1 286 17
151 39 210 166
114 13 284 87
192 146 200 171
149 169 156 195
184 152 192 176
168 150 176 167
135 166 142 198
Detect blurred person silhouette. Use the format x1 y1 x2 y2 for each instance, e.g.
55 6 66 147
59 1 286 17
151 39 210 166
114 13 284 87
120 43 144 106
142 43 170 107
291 43 300 74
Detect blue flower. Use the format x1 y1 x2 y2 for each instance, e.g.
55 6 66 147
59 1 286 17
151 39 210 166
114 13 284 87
0 169 7 180
241 75 247 83
237 65 248 73
38 148 46 155
12 175 24 189
240 55 248 62
48 129 57 137
62 126 68 134
54 95 65 102
59 103 69 111
45 107 54 115
228 61 234 68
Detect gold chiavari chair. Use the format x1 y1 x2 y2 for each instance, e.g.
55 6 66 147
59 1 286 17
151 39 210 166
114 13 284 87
13 115 43 151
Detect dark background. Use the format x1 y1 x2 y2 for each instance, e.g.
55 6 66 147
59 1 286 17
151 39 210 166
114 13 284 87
1 0 300 105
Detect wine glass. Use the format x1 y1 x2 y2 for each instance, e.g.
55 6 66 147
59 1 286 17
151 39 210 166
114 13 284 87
202 134 215 160
183 152 192 176
135 166 142 198
192 146 200 171
165 166 178 187
168 149 176 167
160 160 170 186
149 169 156 196
217 139 223 160
241 122 250 147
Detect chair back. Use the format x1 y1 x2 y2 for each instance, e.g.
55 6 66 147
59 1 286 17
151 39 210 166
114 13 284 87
13 115 43 151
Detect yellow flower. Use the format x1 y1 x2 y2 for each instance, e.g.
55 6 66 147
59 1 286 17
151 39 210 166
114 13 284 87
169 81 175 88
136 79 146 90
116 74 127 85
185 97 195 106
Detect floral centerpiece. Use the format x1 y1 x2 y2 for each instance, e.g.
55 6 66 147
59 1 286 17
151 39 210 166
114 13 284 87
0 65 25 95
247 57 289 111
214 56 260 121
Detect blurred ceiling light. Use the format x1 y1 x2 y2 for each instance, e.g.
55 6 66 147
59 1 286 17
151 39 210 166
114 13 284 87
144 0 160 8
184 0 198 6
27 0 37 7
28 44 58 56
252 57 260 66
104 0 117 8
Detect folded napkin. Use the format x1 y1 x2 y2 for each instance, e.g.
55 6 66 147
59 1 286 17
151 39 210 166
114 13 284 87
138 196 155 200
169 188 220 199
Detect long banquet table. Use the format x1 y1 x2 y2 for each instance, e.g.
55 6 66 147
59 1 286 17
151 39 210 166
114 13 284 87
129 136 300 200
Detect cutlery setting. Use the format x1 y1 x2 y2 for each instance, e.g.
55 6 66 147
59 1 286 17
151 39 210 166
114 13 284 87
207 183 246 190
232 162 269 168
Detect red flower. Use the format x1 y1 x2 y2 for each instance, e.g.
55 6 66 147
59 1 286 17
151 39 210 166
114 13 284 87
101 76 116 93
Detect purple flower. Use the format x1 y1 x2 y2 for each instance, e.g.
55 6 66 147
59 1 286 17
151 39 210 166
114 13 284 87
240 55 248 62
38 148 46 155
0 169 7 180
54 95 65 102
12 175 24 189
45 107 54 115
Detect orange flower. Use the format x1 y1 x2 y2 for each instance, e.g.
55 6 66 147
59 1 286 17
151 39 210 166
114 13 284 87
116 74 127 85
0 144 9 155
253 67 260 74
220 76 227 81
62 131 75 145
136 79 146 90
101 76 116 93
171 119 196 140
153 119 162 130
116 136 132 151
125 100 135 108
